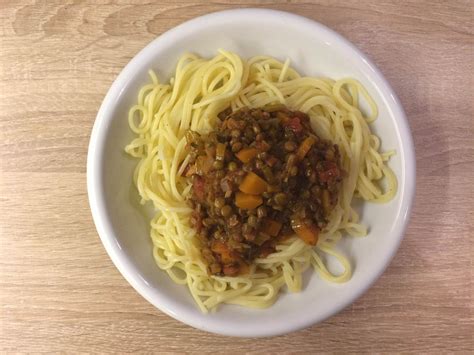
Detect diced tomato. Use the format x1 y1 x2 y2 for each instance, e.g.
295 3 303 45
319 162 341 183
284 117 303 133
193 176 205 201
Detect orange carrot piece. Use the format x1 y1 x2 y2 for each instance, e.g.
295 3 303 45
296 136 316 160
292 223 320 246
239 172 267 195
211 240 227 254
236 148 259 163
262 219 282 237
211 241 235 264
235 192 263 209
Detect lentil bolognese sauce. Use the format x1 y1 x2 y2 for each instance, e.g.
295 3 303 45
185 106 344 276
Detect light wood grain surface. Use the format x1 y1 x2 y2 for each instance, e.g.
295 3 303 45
1 0 473 353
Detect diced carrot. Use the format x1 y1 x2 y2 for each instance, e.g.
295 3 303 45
235 192 263 209
292 223 320 246
296 136 316 160
236 148 259 163
262 219 282 237
239 172 267 195
211 241 235 264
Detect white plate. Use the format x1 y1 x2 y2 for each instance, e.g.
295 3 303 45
87 8 416 337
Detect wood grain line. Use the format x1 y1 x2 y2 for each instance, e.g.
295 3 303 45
1 1 473 352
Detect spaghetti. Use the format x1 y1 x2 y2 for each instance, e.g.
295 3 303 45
125 50 397 312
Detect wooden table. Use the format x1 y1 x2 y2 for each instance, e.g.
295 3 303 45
1 1 473 352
